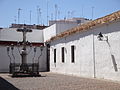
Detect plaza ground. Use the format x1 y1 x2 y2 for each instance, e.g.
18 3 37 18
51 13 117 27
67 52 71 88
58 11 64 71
0 72 120 90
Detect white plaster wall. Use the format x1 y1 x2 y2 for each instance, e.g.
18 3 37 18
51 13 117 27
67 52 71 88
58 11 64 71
0 28 44 42
56 23 78 34
43 24 56 42
94 20 120 81
0 28 22 41
0 45 47 72
0 28 46 72
50 20 120 81
43 23 78 42
27 29 43 43
50 30 94 77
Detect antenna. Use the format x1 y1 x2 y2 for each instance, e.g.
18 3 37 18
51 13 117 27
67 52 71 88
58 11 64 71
37 6 39 25
24 20 26 24
14 16 16 24
92 7 94 20
81 6 84 18
71 11 75 18
58 11 60 20
51 13 53 20
47 0 49 26
55 4 58 21
30 10 32 25
67 11 70 19
38 8 42 25
18 8 22 24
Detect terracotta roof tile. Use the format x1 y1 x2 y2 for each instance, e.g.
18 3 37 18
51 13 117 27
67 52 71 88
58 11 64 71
47 10 120 42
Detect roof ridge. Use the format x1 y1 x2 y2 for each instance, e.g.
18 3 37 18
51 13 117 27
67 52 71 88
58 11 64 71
47 10 120 42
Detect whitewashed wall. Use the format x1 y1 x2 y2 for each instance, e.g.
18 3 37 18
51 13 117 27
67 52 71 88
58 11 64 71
56 23 78 34
94 20 120 81
0 45 47 72
43 23 78 42
0 28 44 42
0 28 47 72
43 24 56 42
50 20 120 81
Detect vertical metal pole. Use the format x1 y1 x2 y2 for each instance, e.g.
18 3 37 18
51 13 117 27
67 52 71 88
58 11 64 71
93 29 96 78
37 6 39 25
55 4 57 21
18 9 19 24
14 16 16 24
81 5 84 18
30 11 32 25
92 7 94 20
18 8 22 24
47 0 49 25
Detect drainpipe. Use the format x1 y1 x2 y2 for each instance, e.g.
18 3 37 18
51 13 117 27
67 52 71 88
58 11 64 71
93 29 96 78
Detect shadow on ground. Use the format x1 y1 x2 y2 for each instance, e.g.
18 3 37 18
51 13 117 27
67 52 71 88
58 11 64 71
0 77 19 90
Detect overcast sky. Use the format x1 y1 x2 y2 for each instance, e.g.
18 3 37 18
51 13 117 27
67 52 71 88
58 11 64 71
0 0 120 27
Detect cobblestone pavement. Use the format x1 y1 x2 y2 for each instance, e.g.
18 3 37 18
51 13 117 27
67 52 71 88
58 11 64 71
0 72 120 90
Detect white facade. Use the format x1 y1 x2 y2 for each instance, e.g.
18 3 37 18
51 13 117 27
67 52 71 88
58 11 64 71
0 28 47 72
0 28 44 42
50 19 120 81
49 18 90 26
43 23 78 42
43 24 56 42
0 46 47 72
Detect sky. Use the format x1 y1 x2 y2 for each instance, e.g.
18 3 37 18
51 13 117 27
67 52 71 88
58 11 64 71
0 0 120 27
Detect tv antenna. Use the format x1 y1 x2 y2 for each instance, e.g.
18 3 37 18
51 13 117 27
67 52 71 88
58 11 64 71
92 7 94 20
55 4 58 21
81 6 84 18
47 0 49 25
51 13 53 20
14 16 16 24
18 8 22 24
30 10 32 25
37 6 40 25
38 8 42 25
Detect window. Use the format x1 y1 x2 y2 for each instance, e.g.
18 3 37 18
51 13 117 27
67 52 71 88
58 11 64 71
61 47 65 63
54 49 56 63
71 45 75 63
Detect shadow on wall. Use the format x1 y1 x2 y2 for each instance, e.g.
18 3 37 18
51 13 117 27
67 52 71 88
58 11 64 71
111 55 118 72
106 41 118 72
0 77 19 90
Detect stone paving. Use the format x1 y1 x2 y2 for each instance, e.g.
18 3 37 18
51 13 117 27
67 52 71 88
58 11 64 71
0 72 120 90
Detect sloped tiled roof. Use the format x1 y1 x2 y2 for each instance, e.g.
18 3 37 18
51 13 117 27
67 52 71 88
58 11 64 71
47 10 120 42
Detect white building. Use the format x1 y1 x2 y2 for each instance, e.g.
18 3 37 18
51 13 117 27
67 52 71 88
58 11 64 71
49 18 90 26
48 10 120 81
44 18 90 42
0 28 47 72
